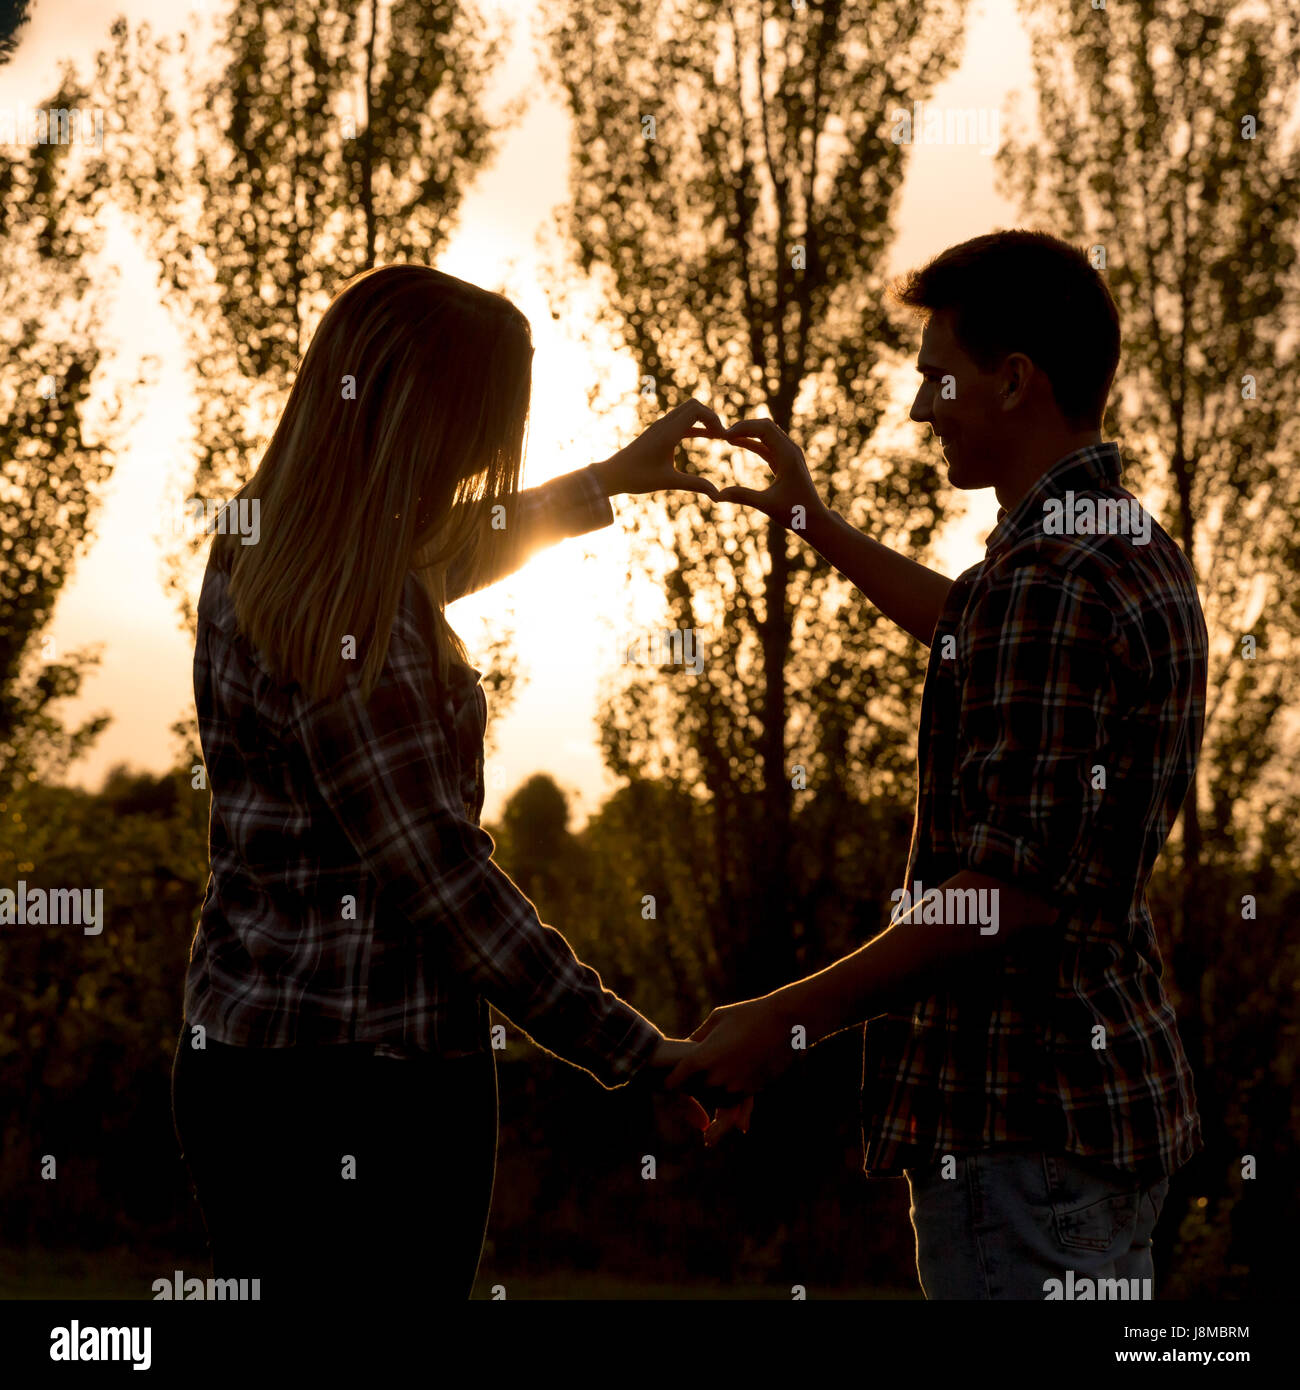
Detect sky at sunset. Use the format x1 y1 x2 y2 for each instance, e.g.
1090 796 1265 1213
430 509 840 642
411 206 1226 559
7 0 1036 824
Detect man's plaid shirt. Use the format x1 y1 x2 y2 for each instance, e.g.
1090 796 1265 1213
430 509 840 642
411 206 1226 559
183 466 663 1086
862 442 1206 1181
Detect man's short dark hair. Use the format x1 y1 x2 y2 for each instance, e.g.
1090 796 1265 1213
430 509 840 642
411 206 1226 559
889 230 1121 429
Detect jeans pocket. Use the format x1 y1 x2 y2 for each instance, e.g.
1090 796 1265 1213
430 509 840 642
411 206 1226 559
1043 1153 1141 1254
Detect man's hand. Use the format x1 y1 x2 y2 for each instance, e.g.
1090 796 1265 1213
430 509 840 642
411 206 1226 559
591 399 725 500
713 418 824 527
663 994 800 1108
648 1039 754 1147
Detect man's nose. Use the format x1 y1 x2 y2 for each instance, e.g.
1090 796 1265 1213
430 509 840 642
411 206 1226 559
909 390 930 423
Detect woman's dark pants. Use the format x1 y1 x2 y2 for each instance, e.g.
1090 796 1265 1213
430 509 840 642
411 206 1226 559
171 1029 498 1300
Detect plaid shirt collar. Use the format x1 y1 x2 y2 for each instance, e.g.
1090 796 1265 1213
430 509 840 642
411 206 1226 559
986 441 1124 559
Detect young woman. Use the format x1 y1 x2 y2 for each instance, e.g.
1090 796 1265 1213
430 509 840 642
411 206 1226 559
170 263 733 1301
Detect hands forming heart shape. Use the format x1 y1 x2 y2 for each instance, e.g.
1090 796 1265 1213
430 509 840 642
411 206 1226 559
591 397 820 524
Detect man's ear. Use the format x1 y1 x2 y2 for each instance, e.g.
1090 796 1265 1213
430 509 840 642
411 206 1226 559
999 352 1034 410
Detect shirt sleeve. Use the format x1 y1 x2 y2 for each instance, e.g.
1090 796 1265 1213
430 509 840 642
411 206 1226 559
446 465 614 602
955 558 1130 906
289 598 661 1088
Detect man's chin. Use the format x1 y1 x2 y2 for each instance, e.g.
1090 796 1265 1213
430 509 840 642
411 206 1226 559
943 446 980 489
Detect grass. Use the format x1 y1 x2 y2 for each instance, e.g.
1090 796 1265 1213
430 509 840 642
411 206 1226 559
0 1245 916 1300
473 1274 915 1299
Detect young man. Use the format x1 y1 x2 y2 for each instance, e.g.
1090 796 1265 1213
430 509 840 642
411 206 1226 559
666 230 1207 1300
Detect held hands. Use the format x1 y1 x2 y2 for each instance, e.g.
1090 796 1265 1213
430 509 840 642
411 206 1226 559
667 994 798 1108
647 1037 755 1147
649 992 798 1148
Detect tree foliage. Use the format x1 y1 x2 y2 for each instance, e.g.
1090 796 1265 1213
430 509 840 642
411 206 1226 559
0 75 118 794
544 0 968 994
80 1 519 720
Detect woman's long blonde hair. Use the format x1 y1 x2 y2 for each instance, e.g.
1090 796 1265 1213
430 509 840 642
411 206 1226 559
212 264 532 703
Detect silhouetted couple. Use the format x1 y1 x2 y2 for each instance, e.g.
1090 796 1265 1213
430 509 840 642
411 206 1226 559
172 231 1204 1301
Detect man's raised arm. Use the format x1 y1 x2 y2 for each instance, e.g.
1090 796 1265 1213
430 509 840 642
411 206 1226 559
800 503 954 648
716 418 953 647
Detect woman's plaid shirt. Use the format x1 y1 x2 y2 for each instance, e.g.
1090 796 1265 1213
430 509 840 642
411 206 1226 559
183 467 662 1086
862 443 1206 1181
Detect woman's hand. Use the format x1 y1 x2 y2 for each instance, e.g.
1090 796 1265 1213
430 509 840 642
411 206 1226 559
714 417 824 528
646 1038 711 1133
650 1037 697 1069
592 399 725 499
703 1095 754 1148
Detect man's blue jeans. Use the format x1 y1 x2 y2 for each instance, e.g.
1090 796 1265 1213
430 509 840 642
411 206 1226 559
904 1150 1171 1300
